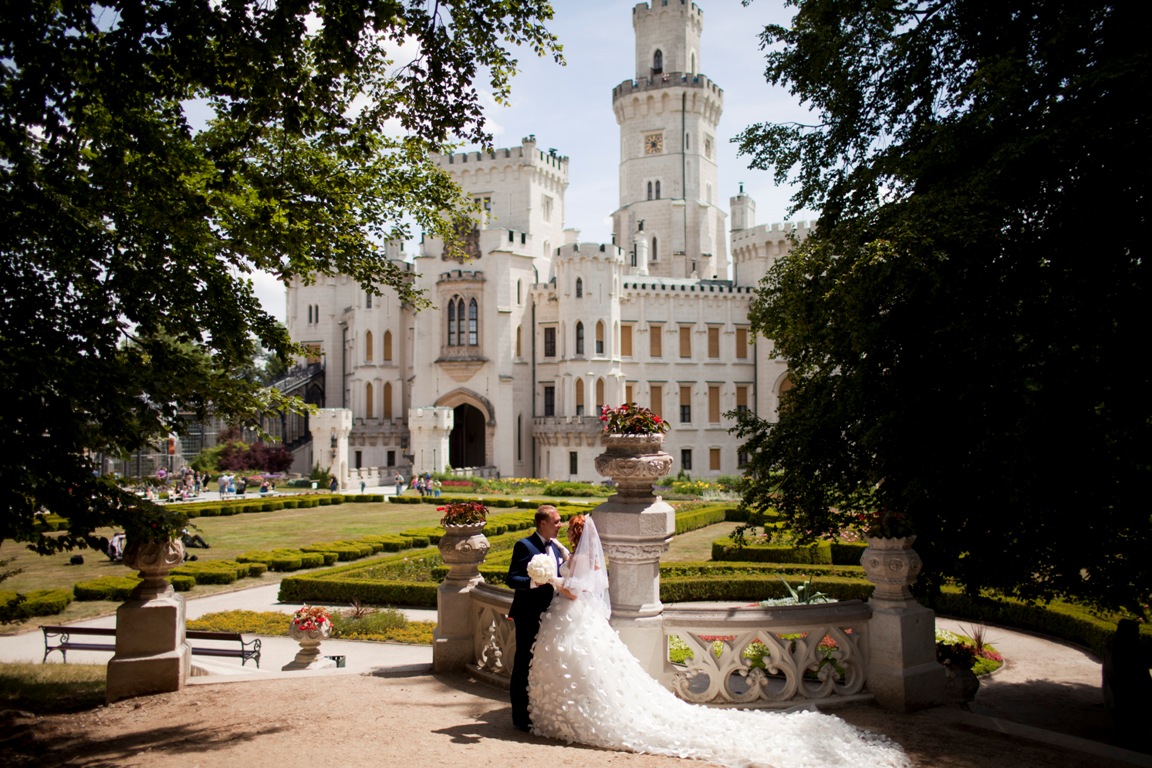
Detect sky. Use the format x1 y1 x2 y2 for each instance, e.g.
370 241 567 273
253 0 813 318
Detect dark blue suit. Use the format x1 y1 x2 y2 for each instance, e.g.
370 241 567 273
507 532 560 729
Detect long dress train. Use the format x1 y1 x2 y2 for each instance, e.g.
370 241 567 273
527 519 909 768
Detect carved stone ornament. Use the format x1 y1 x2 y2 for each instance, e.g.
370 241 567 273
860 536 923 601
438 522 491 584
602 542 671 562
595 433 674 498
122 539 185 600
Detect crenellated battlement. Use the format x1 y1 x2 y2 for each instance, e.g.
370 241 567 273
554 241 625 263
632 1 704 27
732 220 814 248
612 71 722 102
436 135 569 181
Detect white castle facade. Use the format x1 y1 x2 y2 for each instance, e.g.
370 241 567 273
287 1 807 485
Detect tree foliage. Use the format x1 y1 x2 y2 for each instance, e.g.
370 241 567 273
0 0 561 549
734 0 1151 614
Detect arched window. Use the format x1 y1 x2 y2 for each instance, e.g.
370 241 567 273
517 278 522 305
447 300 456 345
366 293 372 309
652 49 663 74
383 382 393 419
595 321 605 355
655 180 661 199
516 324 522 357
364 330 374 362
365 382 375 419
575 321 585 355
596 378 605 413
383 330 393 361
307 305 313 323
468 298 478 345
691 52 696 74
456 297 466 346
647 181 653 200
651 236 659 262
575 278 583 298
575 378 585 416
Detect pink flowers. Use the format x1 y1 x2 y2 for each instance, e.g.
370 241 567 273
291 605 332 632
600 403 671 435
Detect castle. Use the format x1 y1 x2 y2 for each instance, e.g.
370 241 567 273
287 1 807 484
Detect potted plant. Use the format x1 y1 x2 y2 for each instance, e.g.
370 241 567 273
438 500 488 528
595 404 674 498
437 501 490 584
599 403 670 435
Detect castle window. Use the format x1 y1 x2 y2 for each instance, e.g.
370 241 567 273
736 385 749 413
655 180 661 199
383 382 393 419
647 181 653 201
679 326 691 358
516 324 522 358
447 300 457 345
650 323 663 357
569 451 578 475
575 278 583 298
365 382 375 419
621 324 633 356
383 330 393 361
575 321 585 356
366 293 372 309
468 298 478 345
681 449 692 471
651 236 659 262
595 321 605 355
650 384 663 418
596 378 605 413
680 384 692 423
542 195 553 222
544 385 555 416
365 330 374 362
736 327 749 359
652 49 663 74
544 327 556 358
710 448 721 471
708 327 720 358
575 378 585 415
709 385 720 422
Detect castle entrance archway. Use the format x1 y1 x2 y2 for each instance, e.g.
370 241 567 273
450 403 486 469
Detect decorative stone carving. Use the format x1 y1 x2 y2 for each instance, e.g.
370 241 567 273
122 539 185 600
283 622 336 671
601 542 672 561
595 433 674 499
860 536 922 601
438 522 490 585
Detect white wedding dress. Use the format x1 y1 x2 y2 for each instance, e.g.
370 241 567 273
527 518 909 768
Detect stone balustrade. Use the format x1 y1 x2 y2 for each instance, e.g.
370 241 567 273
660 600 872 707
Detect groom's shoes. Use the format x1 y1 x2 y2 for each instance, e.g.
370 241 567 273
514 721 532 733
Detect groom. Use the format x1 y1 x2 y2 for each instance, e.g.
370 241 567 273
507 504 564 732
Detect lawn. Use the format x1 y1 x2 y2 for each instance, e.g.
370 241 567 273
1 498 736 632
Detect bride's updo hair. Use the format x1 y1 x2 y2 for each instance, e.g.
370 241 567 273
567 514 586 548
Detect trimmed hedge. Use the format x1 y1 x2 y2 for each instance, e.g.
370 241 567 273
0 588 73 621
74 575 142 601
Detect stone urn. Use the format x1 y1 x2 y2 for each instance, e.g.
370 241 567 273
943 662 981 704
122 538 185 600
283 620 335 671
860 535 922 601
438 522 490 587
594 433 675 499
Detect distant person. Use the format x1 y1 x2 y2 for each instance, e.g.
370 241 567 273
360 480 366 494
394 472 404 496
329 476 339 493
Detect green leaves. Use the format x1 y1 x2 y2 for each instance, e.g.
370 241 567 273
0 1 560 546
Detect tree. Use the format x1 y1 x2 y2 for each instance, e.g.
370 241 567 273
733 0 1151 614
0 0 561 550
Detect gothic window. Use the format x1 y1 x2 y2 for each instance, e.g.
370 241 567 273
383 330 393 361
366 293 372 309
516 324 522 358
365 330 374 362
595 378 605 412
307 305 313 323
447 300 456 345
655 180 661 199
575 278 583 298
517 278 522 304
456 297 466 345
575 378 585 415
651 236 659 262
652 49 663 74
647 181 653 200
575 321 585 355
365 382 375 419
468 298 478 345
595 321 605 355
383 382 393 419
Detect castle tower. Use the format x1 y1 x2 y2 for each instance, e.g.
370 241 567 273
611 1 727 280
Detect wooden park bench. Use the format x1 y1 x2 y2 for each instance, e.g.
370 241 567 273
40 625 262 668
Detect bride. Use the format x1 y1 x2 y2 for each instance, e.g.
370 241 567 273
527 514 910 768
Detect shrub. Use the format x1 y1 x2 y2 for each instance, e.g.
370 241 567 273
169 575 195 592
73 576 142 602
0 589 73 621
711 540 834 565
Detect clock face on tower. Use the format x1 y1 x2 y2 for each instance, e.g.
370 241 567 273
644 132 664 155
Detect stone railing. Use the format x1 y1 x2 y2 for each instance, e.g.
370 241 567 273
660 600 872 707
467 583 516 684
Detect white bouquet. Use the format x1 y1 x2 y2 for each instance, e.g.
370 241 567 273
527 553 557 586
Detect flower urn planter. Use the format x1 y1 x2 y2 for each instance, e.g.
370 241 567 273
283 622 335 670
860 535 922 601
122 538 185 600
438 522 490 586
594 433 674 499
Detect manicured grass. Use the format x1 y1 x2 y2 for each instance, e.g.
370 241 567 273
189 608 436 644
0 661 106 713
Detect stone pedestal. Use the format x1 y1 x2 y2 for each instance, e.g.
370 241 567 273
593 434 674 678
310 408 352 489
106 540 191 703
433 522 490 673
861 536 945 712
